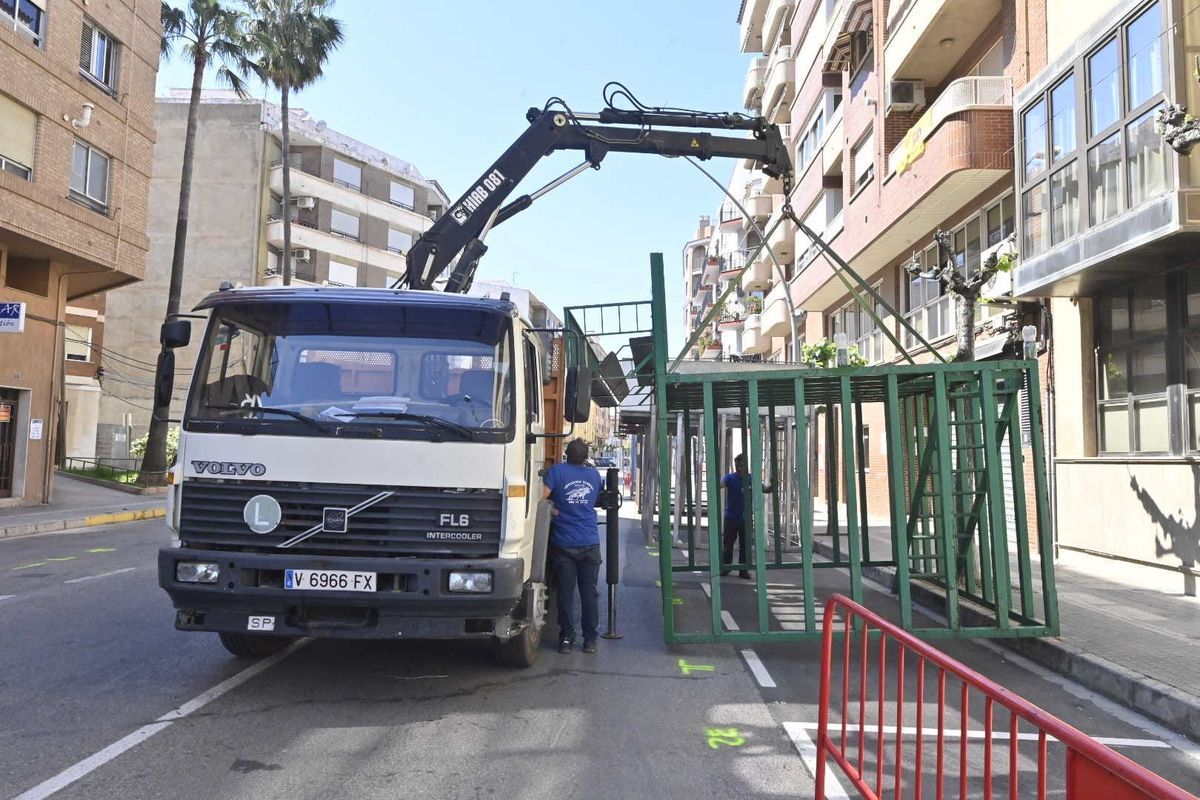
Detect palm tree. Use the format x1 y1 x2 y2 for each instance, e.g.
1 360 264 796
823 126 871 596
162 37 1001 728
242 0 344 285
140 0 250 485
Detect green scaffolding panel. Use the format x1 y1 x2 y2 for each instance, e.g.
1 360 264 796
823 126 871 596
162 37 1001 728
628 253 1060 645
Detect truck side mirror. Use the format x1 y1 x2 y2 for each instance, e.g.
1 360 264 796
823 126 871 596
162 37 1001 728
564 366 593 423
153 350 176 414
160 319 191 349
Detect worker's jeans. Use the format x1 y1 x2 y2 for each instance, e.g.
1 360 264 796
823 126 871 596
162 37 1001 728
721 517 749 569
551 544 601 645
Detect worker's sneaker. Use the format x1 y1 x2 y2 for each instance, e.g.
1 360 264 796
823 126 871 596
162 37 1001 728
738 571 752 580
558 639 573 654
582 640 598 655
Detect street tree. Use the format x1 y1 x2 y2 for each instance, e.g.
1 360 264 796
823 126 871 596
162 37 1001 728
903 230 1017 361
241 0 344 286
140 0 251 485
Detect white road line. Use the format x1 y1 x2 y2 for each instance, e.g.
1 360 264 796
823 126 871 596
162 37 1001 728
740 649 777 688
0 595 14 602
782 721 1170 749
11 641 303 800
700 582 711 598
63 567 137 585
783 721 850 800
721 610 739 631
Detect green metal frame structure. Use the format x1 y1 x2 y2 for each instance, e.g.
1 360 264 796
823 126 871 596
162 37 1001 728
565 253 1059 645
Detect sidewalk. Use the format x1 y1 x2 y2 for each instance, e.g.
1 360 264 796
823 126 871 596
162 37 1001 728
811 503 1200 742
0 473 166 539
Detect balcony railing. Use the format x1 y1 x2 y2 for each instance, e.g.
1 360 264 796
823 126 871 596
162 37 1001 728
743 56 769 109
888 76 1012 176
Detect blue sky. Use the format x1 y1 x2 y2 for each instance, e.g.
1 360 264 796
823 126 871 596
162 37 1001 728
157 0 750 352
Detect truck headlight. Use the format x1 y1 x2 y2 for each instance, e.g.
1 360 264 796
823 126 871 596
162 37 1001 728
176 561 220 584
447 571 492 593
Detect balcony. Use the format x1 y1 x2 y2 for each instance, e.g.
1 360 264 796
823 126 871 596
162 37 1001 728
760 281 791 338
763 0 795 53
742 314 767 354
721 250 749 277
702 256 721 285
743 253 773 292
739 0 770 53
743 57 768 110
887 77 1012 176
767 212 795 262
822 113 844 177
744 192 775 229
269 165 431 235
265 219 408 274
719 202 742 227
763 46 795 125
885 0 1002 87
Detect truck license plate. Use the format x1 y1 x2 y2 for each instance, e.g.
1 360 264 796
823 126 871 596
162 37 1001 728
285 569 376 592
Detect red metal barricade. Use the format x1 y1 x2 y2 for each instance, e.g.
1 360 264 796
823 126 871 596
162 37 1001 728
815 594 1197 800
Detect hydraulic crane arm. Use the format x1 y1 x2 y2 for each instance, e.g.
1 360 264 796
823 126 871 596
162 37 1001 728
404 100 794 292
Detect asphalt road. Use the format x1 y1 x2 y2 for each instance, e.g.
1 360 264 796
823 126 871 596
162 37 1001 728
0 516 1197 799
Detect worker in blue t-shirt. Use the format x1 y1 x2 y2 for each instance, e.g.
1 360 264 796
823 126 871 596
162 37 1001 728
721 453 772 579
543 438 603 654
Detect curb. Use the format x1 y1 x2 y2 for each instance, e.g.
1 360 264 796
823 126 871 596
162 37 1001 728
812 540 1200 744
0 507 166 540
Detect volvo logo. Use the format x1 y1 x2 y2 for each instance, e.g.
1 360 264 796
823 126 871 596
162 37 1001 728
192 460 266 477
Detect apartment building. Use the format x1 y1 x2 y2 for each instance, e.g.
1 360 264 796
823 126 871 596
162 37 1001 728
0 0 159 506
1014 0 1200 572
95 92 448 455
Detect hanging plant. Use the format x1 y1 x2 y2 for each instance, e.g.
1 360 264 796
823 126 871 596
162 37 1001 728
744 295 763 315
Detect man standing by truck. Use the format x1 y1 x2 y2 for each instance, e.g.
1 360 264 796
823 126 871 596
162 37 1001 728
543 439 603 654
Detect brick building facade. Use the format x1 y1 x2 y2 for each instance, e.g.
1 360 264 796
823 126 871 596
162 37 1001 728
0 0 159 505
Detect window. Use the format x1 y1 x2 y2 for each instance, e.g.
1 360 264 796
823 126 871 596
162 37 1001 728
1050 76 1076 162
1127 105 1166 207
1050 162 1079 244
852 132 874 192
332 158 361 190
65 325 91 362
1088 39 1120 136
796 110 824 172
70 140 109 211
330 208 359 240
1022 184 1047 257
1126 3 1162 111
0 92 36 180
986 195 1015 247
388 228 413 255
1023 99 1047 180
1087 133 1122 224
326 259 358 287
2 0 44 46
390 181 415 209
1097 275 1171 453
80 19 119 92
859 425 870 470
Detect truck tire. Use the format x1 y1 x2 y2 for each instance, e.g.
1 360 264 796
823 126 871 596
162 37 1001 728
492 622 542 668
218 632 293 658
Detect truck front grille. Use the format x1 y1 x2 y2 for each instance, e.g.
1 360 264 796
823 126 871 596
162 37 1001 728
179 480 503 558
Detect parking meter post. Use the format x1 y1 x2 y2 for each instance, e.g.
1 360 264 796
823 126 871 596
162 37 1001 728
603 466 623 640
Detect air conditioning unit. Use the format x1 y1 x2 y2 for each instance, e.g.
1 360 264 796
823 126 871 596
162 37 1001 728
294 196 316 209
887 80 926 114
291 248 311 262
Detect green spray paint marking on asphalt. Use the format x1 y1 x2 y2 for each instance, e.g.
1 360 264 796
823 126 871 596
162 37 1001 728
87 548 116 554
46 557 76 562
677 659 714 675
13 562 46 570
672 597 684 606
705 728 745 749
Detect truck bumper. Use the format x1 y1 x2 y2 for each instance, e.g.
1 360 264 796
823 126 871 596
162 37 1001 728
158 547 527 640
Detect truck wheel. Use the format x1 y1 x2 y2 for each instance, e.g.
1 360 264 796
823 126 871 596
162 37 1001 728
492 622 542 668
218 632 292 658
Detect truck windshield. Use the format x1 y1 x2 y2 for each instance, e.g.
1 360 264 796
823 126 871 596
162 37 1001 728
185 300 515 441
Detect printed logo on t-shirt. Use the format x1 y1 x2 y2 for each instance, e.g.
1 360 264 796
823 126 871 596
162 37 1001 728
564 481 594 504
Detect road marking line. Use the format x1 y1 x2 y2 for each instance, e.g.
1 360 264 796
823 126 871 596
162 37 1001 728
740 649 776 688
721 611 739 631
86 548 116 554
12 562 46 570
700 582 711 597
0 594 14 602
783 721 1169 749
11 641 304 800
45 557 76 562
64 567 137 585
782 722 850 800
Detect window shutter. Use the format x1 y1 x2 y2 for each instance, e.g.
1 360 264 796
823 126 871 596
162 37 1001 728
79 21 94 73
0 93 36 168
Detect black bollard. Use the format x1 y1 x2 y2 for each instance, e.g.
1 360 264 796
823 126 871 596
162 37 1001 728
602 466 623 640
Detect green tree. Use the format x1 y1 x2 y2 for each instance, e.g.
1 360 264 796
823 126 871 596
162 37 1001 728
241 0 344 285
141 0 250 485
